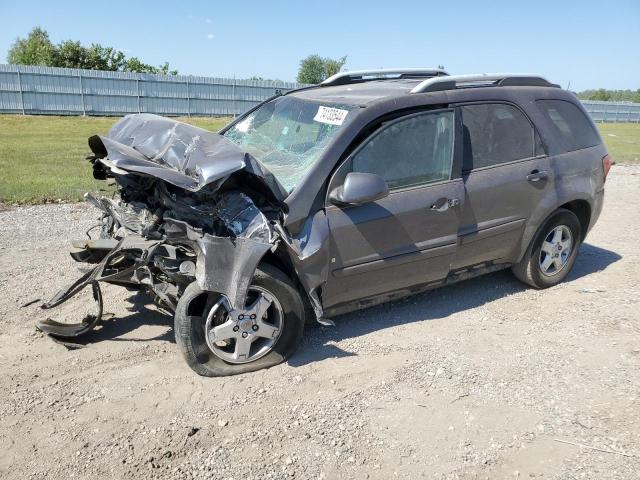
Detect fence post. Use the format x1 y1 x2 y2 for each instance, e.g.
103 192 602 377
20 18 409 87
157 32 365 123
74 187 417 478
78 71 86 116
16 69 25 115
136 76 141 113
187 77 191 117
232 76 236 118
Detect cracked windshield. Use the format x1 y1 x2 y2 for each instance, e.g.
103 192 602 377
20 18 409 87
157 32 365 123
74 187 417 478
224 96 358 192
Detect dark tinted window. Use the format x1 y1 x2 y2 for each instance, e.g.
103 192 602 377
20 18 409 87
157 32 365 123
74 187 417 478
461 103 536 171
536 99 600 152
351 110 454 190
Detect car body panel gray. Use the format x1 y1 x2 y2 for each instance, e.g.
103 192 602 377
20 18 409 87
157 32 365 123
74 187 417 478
40 80 607 339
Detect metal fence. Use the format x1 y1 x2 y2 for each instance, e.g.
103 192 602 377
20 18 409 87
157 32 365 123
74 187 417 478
0 64 639 122
580 100 640 123
0 64 304 117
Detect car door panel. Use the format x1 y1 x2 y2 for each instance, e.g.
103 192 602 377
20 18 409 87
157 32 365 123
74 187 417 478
331 243 457 278
324 179 463 308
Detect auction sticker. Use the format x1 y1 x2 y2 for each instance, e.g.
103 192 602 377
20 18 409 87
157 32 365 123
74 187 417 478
314 106 349 126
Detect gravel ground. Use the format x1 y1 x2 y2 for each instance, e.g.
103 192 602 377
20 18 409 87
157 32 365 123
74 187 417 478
1 165 639 479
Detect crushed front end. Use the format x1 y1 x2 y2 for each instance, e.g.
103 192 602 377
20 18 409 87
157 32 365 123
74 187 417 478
38 114 290 339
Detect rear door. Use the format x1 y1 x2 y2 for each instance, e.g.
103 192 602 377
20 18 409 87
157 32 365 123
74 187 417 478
322 109 463 308
453 102 553 269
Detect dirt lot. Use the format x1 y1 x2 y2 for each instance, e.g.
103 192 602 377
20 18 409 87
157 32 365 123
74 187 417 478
1 165 639 479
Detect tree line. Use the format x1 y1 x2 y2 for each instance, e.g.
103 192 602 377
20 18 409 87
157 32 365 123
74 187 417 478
7 26 348 83
7 27 178 75
577 89 640 103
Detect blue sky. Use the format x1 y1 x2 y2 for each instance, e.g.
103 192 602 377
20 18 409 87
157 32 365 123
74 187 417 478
1 0 638 91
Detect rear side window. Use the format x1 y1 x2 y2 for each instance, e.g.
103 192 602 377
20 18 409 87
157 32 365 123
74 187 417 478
350 110 454 190
536 99 600 152
461 103 538 171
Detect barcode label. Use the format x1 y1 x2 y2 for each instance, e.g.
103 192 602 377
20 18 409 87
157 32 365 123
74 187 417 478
313 106 349 126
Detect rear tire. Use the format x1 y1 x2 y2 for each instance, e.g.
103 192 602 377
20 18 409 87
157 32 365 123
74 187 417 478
174 264 305 377
512 208 582 289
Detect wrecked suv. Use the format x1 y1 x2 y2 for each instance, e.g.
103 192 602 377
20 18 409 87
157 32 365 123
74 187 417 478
40 69 611 376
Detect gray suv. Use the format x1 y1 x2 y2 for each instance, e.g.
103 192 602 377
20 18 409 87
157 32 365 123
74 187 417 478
41 69 611 376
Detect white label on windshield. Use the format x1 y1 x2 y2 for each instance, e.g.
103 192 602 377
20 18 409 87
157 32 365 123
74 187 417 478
314 106 349 126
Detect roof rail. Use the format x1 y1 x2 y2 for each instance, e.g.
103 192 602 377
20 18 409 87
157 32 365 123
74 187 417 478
410 73 560 94
321 68 449 87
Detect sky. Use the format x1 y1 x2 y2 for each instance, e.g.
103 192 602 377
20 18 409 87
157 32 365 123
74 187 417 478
0 0 638 92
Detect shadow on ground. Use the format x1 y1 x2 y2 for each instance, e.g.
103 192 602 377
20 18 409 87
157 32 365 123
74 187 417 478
68 291 174 346
289 243 622 367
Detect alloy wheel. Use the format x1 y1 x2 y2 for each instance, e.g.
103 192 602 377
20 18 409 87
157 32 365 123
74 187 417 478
204 286 284 364
538 225 573 277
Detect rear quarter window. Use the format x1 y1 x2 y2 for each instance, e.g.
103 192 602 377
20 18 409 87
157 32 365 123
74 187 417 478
460 103 538 171
536 99 600 153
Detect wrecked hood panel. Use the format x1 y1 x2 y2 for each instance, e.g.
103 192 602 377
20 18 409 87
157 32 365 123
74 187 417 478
89 114 289 201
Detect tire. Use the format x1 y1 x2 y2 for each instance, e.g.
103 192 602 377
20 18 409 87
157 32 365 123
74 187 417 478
512 208 582 289
174 264 305 377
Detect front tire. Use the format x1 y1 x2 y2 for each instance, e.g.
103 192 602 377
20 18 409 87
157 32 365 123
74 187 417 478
174 264 305 377
512 208 582 289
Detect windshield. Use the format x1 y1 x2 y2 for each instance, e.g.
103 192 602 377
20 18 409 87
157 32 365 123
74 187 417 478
224 96 358 192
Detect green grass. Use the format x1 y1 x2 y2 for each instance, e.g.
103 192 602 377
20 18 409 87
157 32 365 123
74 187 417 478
597 123 640 164
0 115 231 204
0 115 638 205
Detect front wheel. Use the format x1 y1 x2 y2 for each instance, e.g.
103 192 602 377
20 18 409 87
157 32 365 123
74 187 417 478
174 264 305 377
512 208 582 289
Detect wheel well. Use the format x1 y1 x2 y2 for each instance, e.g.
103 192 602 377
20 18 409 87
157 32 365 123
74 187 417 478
559 200 591 241
259 249 317 324
259 250 295 281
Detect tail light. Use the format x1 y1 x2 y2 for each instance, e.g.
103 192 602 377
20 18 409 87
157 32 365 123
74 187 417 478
602 154 613 183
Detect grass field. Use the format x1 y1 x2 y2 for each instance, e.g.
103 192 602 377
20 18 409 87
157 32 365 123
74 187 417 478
0 115 638 204
596 122 640 164
0 115 230 204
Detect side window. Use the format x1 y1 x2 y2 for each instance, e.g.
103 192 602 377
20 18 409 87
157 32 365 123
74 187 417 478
461 103 536 171
350 110 454 190
536 99 600 153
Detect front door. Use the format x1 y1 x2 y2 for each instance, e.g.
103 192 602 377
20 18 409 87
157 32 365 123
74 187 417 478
322 109 463 309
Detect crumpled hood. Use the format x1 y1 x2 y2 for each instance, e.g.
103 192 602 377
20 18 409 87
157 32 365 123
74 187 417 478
88 113 288 201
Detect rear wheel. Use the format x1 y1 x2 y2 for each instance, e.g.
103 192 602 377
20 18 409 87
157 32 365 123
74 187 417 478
512 209 582 289
174 264 305 376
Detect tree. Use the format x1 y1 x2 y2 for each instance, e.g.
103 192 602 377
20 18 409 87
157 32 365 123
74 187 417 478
591 88 612 101
54 40 86 69
297 54 347 84
7 26 56 66
324 56 347 79
156 62 178 76
7 27 177 75
83 44 126 71
123 58 178 75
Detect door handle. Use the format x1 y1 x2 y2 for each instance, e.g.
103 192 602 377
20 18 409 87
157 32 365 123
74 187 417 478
430 197 459 212
527 170 549 182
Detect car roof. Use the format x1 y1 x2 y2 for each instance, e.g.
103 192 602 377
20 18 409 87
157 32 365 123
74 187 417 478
287 73 564 108
288 79 425 106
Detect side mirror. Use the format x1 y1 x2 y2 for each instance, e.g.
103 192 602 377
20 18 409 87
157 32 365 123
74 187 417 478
329 172 389 206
